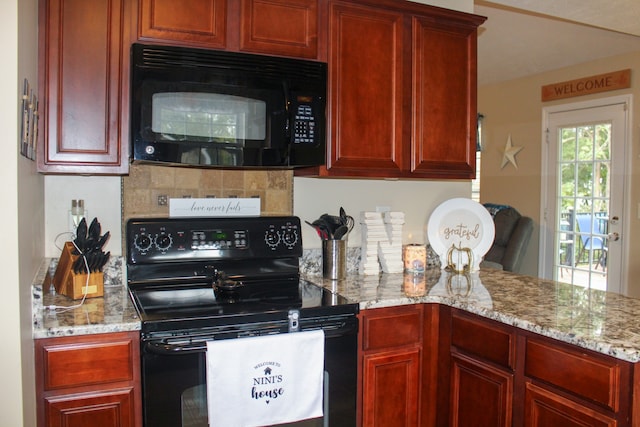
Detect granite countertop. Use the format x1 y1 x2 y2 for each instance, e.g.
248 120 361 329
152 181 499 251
32 254 640 364
32 258 140 339
303 268 640 363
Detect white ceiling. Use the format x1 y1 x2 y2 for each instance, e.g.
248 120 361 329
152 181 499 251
475 1 640 86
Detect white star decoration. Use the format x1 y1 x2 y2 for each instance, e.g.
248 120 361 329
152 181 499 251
501 134 523 169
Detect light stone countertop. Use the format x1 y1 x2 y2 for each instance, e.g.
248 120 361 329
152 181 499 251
32 254 640 364
303 268 640 363
32 258 140 339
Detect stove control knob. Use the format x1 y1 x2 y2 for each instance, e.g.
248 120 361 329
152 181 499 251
281 228 299 249
155 233 173 251
133 234 153 252
264 229 280 249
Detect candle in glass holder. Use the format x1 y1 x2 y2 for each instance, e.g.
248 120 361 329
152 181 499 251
403 244 426 273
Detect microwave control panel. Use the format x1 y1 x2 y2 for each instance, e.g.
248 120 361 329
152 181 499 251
293 104 316 144
291 94 323 145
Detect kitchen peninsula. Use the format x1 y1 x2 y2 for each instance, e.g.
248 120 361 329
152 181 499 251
307 268 640 362
33 256 640 426
305 267 640 426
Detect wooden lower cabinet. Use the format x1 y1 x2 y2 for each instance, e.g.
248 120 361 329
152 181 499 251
442 308 635 427
448 309 515 427
521 335 632 427
363 347 421 426
35 331 141 427
450 353 513 427
524 382 617 427
43 389 136 427
359 304 426 427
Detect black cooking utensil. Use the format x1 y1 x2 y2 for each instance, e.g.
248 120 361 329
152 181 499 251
338 207 354 237
305 220 329 240
312 218 332 239
320 213 343 235
333 225 349 240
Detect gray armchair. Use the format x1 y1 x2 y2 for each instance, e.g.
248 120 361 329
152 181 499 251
480 204 533 272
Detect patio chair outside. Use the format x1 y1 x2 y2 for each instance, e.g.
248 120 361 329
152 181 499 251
575 213 607 271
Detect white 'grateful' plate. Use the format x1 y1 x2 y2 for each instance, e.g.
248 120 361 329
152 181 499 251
427 198 495 271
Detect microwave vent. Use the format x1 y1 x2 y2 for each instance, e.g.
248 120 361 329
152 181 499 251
133 44 326 83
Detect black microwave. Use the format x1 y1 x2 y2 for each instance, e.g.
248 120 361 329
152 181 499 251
130 43 326 168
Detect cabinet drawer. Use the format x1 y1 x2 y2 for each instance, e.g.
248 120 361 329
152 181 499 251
525 381 616 427
525 338 620 411
39 335 136 391
451 311 515 369
362 305 423 351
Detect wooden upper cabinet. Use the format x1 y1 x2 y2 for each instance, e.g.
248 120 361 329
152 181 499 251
326 1 405 175
38 0 132 174
138 0 227 48
239 0 319 59
296 0 485 179
411 13 481 178
137 0 319 58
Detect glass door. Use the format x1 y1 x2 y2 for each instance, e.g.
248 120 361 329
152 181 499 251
541 96 629 293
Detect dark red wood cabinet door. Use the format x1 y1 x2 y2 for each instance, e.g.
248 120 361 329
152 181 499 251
38 0 130 174
411 13 480 178
239 0 319 58
44 389 136 427
450 353 513 427
362 348 421 427
326 1 405 176
138 0 227 48
524 382 616 427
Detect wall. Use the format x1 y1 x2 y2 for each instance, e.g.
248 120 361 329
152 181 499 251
478 51 640 294
3 0 42 425
45 176 123 256
295 178 470 249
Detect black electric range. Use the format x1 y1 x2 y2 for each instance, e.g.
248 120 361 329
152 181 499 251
126 216 359 427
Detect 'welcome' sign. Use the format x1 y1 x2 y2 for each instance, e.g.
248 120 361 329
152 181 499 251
541 69 630 102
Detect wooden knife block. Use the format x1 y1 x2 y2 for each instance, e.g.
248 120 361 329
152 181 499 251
53 242 104 300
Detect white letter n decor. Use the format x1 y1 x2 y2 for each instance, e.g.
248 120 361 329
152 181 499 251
359 212 404 275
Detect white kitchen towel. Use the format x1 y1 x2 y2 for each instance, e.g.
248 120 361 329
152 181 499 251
206 330 325 427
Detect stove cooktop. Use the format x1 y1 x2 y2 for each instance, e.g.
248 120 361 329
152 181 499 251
130 279 356 334
126 217 357 334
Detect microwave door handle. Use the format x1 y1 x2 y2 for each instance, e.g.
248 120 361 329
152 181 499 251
282 81 291 138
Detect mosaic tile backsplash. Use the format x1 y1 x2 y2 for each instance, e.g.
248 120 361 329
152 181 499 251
122 164 294 221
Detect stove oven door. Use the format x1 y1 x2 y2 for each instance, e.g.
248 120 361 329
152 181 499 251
140 320 357 427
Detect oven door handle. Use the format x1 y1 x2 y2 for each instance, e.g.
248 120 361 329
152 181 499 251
143 340 208 355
